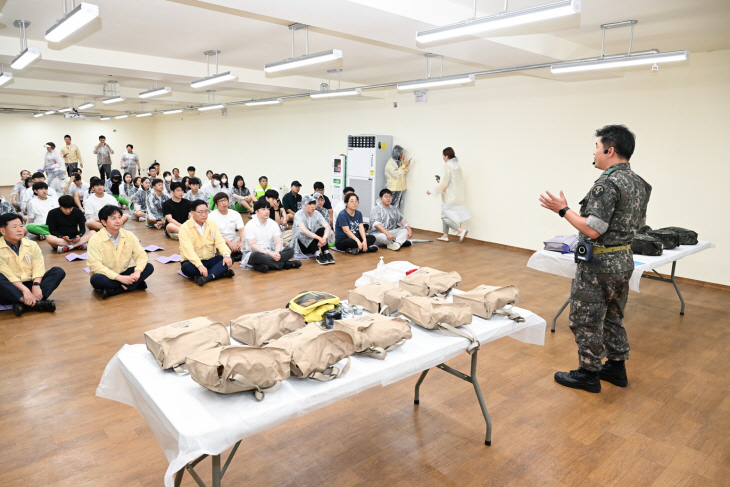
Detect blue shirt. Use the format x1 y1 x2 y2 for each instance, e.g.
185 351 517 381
335 209 364 242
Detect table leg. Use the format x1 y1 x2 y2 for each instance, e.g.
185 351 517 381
174 469 184 487
176 441 241 487
212 454 221 487
414 369 429 405
551 279 574 332
670 261 686 315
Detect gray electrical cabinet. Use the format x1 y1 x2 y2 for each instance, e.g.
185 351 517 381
345 134 393 220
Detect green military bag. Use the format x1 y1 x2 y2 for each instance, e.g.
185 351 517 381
632 234 663 256
657 227 698 246
647 229 679 250
637 225 652 234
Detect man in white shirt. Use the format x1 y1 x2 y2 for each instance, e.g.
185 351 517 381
21 173 58 214
84 177 127 231
26 182 59 238
121 144 141 175
243 199 300 273
208 193 245 261
43 142 65 188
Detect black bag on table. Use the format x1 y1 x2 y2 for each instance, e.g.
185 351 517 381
657 227 698 246
637 225 652 234
647 229 680 250
632 234 663 256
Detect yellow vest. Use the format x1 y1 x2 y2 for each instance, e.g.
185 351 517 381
0 237 45 283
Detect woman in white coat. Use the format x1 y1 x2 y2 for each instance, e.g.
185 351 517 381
427 147 471 242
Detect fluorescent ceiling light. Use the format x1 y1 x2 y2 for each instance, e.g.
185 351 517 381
0 71 12 86
310 88 362 99
45 2 100 43
139 86 171 98
190 71 238 89
416 0 581 43
551 50 689 74
265 50 342 73
397 74 475 91
100 116 111 120
197 104 225 111
34 113 44 118
78 101 95 110
58 107 73 113
103 95 126 104
136 112 153 117
11 47 41 70
162 108 184 114
244 98 283 107
114 114 128 119
44 110 55 115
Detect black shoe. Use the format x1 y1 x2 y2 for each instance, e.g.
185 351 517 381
283 260 302 270
223 269 235 278
35 300 56 313
325 252 335 264
554 368 601 393
346 247 359 255
102 288 122 300
13 303 25 317
316 253 328 265
137 281 148 291
252 264 269 273
195 276 207 286
599 360 628 387
367 245 379 253
401 240 412 248
231 251 243 262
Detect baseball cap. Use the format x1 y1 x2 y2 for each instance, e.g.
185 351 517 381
291 180 301 187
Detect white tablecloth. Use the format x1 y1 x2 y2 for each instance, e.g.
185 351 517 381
96 295 546 487
526 240 714 292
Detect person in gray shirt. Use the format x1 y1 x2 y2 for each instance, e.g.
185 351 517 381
369 188 413 251
92 135 114 182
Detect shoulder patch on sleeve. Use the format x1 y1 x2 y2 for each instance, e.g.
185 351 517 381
591 185 605 198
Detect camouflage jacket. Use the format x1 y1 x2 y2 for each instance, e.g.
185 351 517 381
578 162 652 273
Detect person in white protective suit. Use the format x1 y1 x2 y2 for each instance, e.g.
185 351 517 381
427 147 471 242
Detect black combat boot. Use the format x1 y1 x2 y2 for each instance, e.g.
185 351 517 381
14 300 56 316
554 368 601 393
599 360 628 387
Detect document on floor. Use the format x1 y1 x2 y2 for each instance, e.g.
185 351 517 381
65 252 88 262
143 245 165 252
155 254 181 264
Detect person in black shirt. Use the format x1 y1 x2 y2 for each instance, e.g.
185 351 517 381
281 180 302 223
313 181 333 225
45 195 96 253
162 182 190 239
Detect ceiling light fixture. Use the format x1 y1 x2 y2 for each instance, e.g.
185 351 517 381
191 50 238 89
100 116 111 120
34 113 44 118
57 95 73 113
45 2 99 43
265 23 342 74
162 108 184 115
78 100 95 110
0 65 12 86
311 69 361 99
197 104 225 111
11 21 41 69
114 113 128 119
244 98 282 107
45 110 56 115
136 112 153 117
416 0 581 43
102 80 126 104
397 54 474 91
551 21 688 74
197 90 225 111
103 95 125 104
139 82 172 98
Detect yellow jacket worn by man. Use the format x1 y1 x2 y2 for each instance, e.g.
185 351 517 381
178 217 234 285
0 213 65 314
87 227 154 297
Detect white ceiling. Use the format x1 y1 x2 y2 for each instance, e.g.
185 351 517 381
0 0 728 114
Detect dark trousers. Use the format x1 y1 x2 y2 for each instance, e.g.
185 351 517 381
65 163 79 177
298 227 327 255
90 264 154 292
249 247 295 271
181 256 228 282
98 163 112 182
0 267 66 305
335 235 376 252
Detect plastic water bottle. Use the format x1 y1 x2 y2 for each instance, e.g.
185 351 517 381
377 256 385 277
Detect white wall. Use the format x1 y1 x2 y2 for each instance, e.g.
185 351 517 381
0 115 155 185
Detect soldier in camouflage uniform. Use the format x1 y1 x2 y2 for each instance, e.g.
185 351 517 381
540 125 651 393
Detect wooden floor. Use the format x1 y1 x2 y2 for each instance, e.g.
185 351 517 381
1 218 728 487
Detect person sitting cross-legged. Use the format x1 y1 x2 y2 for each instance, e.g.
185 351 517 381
208 193 245 261
335 193 378 254
243 199 300 273
369 188 413 251
161 182 190 240
85 177 127 231
146 178 170 229
179 199 234 286
87 205 154 299
25 182 59 238
291 194 334 265
0 213 65 316
45 195 96 253
132 177 151 221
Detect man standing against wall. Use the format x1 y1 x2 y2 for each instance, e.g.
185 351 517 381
93 135 114 182
121 144 141 176
60 135 83 177
539 125 651 393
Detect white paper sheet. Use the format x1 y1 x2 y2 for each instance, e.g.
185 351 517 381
96 294 545 487
526 241 714 292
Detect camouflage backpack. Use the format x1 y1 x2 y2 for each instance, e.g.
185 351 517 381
632 234 663 256
657 227 698 246
647 229 679 250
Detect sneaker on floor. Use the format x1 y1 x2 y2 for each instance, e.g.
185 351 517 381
169 232 179 241
57 245 72 254
459 230 468 242
195 276 207 286
367 245 379 253
316 253 329 265
283 259 302 270
324 252 335 264
437 236 449 242
554 368 601 393
401 240 412 248
386 242 401 251
346 247 359 255
138 216 147 222
79 243 87 250
251 264 269 273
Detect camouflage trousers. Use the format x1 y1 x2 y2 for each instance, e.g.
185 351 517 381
569 269 632 371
